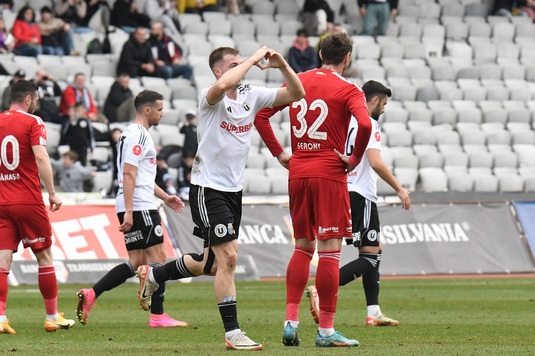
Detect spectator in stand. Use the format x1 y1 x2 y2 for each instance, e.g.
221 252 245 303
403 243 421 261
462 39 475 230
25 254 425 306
108 127 122 196
1 70 26 111
155 154 178 196
55 0 93 32
180 109 198 155
84 0 111 29
11 5 43 57
302 0 335 36
494 0 533 17
103 73 134 122
33 69 64 124
144 0 182 38
149 21 192 80
117 27 155 78
111 0 151 33
179 0 219 15
62 102 95 166
288 28 318 74
0 0 13 11
51 150 95 192
177 149 194 201
59 72 105 123
38 6 77 56
0 18 14 54
359 0 398 36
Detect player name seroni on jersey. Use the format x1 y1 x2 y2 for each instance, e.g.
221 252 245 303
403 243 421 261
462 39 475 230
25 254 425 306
296 142 321 150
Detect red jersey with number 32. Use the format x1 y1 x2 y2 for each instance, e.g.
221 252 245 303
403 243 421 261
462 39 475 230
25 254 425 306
289 69 370 182
0 110 47 205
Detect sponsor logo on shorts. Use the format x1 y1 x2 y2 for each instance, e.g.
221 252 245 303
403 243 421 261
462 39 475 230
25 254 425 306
21 237 46 245
132 144 142 156
214 224 227 238
124 229 143 244
318 226 339 234
227 223 235 236
155 225 163 237
367 229 378 242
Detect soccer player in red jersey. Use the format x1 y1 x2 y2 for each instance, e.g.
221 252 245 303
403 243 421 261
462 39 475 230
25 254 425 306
256 32 372 347
0 80 75 334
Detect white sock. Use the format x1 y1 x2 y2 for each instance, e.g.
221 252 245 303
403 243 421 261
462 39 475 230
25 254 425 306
148 268 156 284
318 327 335 337
46 313 59 320
225 328 242 339
0 315 7 322
284 320 299 328
367 305 382 318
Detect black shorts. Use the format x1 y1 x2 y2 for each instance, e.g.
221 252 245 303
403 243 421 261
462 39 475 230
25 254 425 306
117 210 164 251
348 191 381 248
189 184 242 247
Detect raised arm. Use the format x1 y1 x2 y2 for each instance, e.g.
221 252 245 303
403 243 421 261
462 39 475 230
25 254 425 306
267 52 306 107
206 46 271 105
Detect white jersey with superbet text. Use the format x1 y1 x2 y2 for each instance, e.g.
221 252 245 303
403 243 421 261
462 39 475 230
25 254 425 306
346 116 381 202
115 124 158 212
192 84 277 192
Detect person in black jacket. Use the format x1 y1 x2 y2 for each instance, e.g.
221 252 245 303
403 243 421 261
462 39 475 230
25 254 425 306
117 27 155 78
302 0 335 36
110 0 151 33
32 68 63 124
288 28 317 73
103 73 133 122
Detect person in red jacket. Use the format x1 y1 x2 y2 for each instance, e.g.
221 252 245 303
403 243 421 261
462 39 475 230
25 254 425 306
11 5 43 57
59 72 106 122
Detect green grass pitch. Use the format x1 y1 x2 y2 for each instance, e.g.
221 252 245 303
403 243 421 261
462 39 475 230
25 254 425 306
1 277 534 355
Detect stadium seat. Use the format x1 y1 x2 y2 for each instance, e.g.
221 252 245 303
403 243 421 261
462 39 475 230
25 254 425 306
492 22 516 44
393 154 419 169
499 174 524 192
393 167 419 191
493 151 519 168
472 174 499 192
448 172 474 192
419 152 444 168
92 171 113 194
419 167 448 192
244 175 272 195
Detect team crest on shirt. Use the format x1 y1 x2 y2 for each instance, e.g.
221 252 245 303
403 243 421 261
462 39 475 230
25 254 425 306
79 120 87 128
242 103 250 111
367 230 378 242
214 224 227 238
375 131 381 142
132 144 142 155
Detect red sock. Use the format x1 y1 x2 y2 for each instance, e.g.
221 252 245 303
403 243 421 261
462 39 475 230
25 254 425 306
285 246 314 321
0 269 8 315
38 266 58 315
316 250 340 329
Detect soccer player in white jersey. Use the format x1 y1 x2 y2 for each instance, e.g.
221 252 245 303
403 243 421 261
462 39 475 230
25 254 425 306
307 80 411 327
76 90 187 328
136 45 305 351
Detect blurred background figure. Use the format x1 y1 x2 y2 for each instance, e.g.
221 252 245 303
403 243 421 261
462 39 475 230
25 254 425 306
177 150 194 201
288 28 318 74
62 102 95 166
144 0 182 38
55 0 93 33
0 18 14 54
38 5 77 56
301 0 335 36
359 0 398 36
59 72 105 123
111 0 151 33
179 0 219 15
1 70 26 110
103 73 134 122
51 150 95 192
11 5 43 57
155 154 178 196
149 21 192 80
180 109 198 156
117 27 155 78
32 69 64 124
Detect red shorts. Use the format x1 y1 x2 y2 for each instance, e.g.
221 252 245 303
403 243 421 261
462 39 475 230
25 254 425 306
288 177 352 240
0 204 53 253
